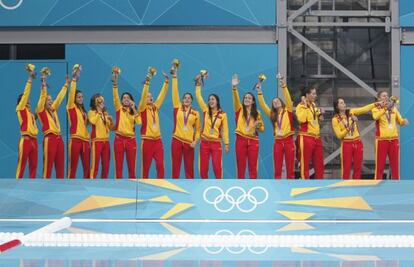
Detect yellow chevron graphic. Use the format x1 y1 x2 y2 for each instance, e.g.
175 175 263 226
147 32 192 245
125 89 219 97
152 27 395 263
291 180 382 197
150 195 174 203
161 223 189 235
276 222 314 232
137 179 189 194
64 195 144 215
290 187 322 197
277 210 315 220
161 203 194 219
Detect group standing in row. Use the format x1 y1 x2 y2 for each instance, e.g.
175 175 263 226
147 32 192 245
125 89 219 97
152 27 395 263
16 62 408 179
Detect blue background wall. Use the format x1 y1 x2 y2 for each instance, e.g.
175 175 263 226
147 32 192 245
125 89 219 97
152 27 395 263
0 44 278 178
0 0 275 26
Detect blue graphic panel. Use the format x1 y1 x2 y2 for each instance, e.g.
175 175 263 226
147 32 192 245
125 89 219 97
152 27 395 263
0 0 275 26
401 0 414 26
400 46 414 179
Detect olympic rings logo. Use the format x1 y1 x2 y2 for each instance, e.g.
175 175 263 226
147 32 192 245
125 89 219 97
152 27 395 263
203 229 268 254
0 0 23 10
203 186 268 213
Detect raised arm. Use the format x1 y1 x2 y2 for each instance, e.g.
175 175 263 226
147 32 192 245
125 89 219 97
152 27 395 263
281 84 293 112
154 78 169 109
172 75 180 108
52 77 69 111
138 79 150 112
112 83 121 111
195 81 208 112
16 77 33 111
257 89 271 117
66 78 77 109
350 103 376 116
232 86 242 112
36 80 47 113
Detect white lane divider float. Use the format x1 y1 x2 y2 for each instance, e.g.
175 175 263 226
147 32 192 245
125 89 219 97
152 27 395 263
0 217 72 253
1 232 414 249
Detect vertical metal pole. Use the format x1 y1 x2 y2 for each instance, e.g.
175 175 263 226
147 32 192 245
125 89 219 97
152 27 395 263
390 0 400 98
277 0 288 98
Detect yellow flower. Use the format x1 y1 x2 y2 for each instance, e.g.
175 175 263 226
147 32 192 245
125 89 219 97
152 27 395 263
25 64 35 72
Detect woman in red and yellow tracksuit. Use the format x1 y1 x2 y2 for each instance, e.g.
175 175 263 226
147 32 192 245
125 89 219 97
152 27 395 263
112 71 142 179
231 75 265 179
256 77 295 179
195 75 229 179
16 66 39 178
88 94 113 179
138 73 169 178
171 70 201 179
36 73 68 178
296 87 324 179
372 91 409 179
67 66 90 178
332 98 376 179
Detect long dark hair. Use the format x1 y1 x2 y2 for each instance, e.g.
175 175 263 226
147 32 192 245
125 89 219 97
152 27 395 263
269 97 286 125
242 92 258 121
75 90 87 114
333 97 350 117
121 92 135 115
182 92 194 101
90 93 102 111
208 94 221 119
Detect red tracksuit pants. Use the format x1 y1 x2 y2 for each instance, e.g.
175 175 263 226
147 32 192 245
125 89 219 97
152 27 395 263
114 135 137 179
68 138 90 178
16 136 38 178
235 135 259 179
341 139 363 179
297 135 324 179
171 137 194 178
375 138 399 180
42 134 64 178
199 140 223 179
90 140 110 179
274 135 295 179
141 139 164 178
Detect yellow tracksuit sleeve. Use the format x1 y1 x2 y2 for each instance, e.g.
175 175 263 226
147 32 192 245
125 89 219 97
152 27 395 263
16 79 32 111
138 80 150 112
154 79 169 109
372 106 387 120
172 75 180 108
88 110 100 125
296 103 309 123
332 116 348 139
36 85 47 113
232 86 242 112
222 112 229 145
196 83 208 112
52 82 68 111
134 113 141 125
395 108 406 125
350 103 375 116
113 84 122 111
66 79 77 109
257 92 271 117
282 85 293 112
